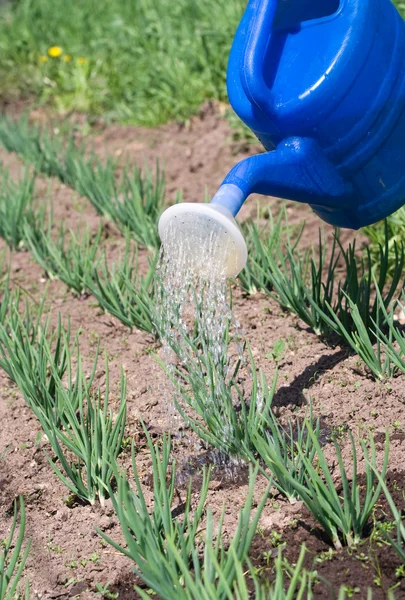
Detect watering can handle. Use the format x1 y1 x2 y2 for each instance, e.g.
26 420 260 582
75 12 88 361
241 0 279 116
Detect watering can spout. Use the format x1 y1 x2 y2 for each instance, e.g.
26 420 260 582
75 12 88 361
211 137 353 217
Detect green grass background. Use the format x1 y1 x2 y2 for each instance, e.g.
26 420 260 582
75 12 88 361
0 0 245 125
1 0 404 126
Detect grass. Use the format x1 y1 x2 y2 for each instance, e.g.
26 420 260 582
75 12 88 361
99 428 270 600
0 497 30 600
0 0 245 125
0 163 35 250
362 208 405 278
0 115 169 248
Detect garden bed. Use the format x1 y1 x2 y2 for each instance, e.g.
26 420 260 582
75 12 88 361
0 106 404 599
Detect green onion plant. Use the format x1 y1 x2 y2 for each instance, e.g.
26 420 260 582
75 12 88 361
162 324 277 457
272 425 390 549
99 429 269 600
0 116 168 248
240 545 315 600
0 164 35 250
240 208 405 345
369 464 405 564
24 210 103 295
251 411 321 503
0 496 30 600
0 298 94 422
87 236 156 334
38 357 127 505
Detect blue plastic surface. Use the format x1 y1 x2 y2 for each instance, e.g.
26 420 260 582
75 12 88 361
217 0 405 229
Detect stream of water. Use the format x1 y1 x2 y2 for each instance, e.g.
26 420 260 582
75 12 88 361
154 213 244 438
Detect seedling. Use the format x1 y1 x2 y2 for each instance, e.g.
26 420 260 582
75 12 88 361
39 358 127 505
95 583 118 599
98 428 270 600
24 210 103 296
87 234 156 334
0 497 31 600
0 164 35 250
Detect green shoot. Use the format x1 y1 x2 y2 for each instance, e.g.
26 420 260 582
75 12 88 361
38 357 127 505
273 425 390 549
369 464 405 564
240 545 315 600
0 496 31 600
251 411 321 503
0 298 86 422
0 116 168 248
99 429 269 599
0 164 35 250
0 272 11 326
373 289 405 375
24 210 103 295
239 204 300 296
87 237 156 334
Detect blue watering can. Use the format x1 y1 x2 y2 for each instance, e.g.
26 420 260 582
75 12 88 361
159 0 405 277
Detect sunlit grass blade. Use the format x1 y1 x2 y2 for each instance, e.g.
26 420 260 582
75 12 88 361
0 496 31 600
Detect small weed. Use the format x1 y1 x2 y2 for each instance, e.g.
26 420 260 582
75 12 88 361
95 583 118 599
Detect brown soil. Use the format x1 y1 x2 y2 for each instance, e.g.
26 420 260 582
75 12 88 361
0 104 404 599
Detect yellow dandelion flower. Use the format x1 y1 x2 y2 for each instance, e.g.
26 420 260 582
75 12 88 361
63 55 71 62
40 55 48 63
77 57 87 64
48 46 63 58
